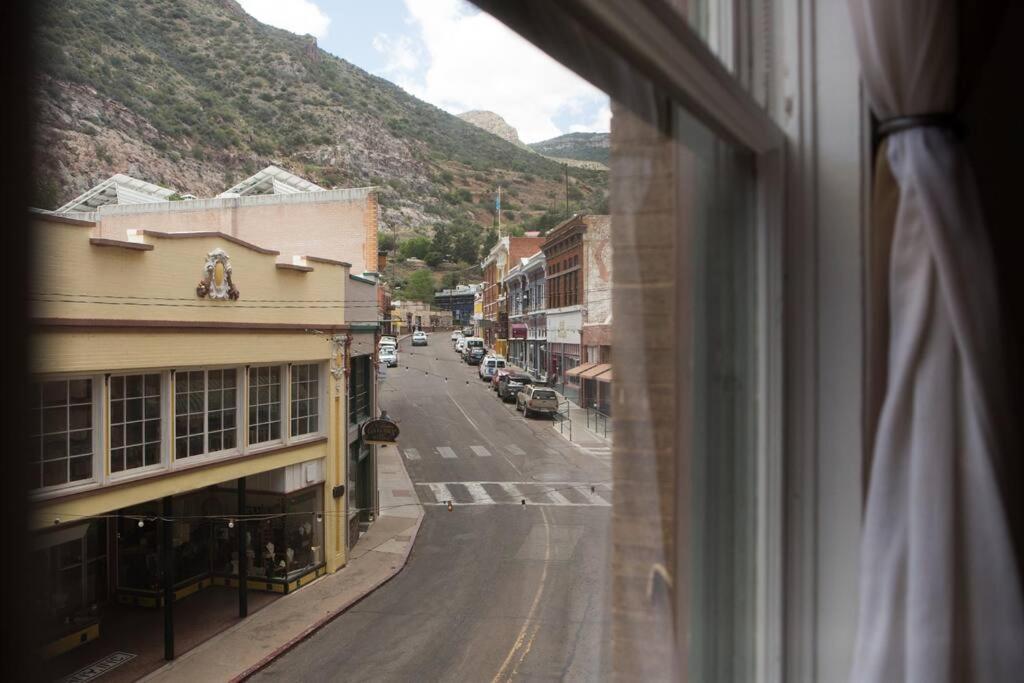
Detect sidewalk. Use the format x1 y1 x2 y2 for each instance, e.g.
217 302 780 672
141 445 423 683
551 398 613 447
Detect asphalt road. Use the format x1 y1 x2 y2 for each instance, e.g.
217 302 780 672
252 335 612 682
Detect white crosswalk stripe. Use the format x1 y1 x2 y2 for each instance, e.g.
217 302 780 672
403 448 421 461
416 482 612 507
470 445 492 457
462 482 490 502
436 446 458 459
505 444 525 456
426 483 453 503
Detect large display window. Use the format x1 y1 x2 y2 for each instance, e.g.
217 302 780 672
30 520 107 648
211 484 325 591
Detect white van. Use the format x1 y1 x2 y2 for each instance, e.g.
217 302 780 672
461 337 484 358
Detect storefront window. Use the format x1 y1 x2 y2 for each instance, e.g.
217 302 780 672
348 356 371 424
29 378 93 490
248 365 282 445
233 486 324 581
30 520 106 644
110 373 161 473
117 503 162 592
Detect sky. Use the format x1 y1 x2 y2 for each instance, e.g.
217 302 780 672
235 0 610 143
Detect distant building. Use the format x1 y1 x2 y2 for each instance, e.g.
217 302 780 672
434 284 482 327
543 214 612 407
391 301 452 333
480 235 545 354
504 251 547 378
52 165 383 277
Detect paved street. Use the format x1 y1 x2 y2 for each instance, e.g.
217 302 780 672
252 336 612 681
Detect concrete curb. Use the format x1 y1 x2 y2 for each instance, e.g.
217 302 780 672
231 510 425 682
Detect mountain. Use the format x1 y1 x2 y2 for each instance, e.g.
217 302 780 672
457 110 523 147
529 132 610 166
30 0 607 243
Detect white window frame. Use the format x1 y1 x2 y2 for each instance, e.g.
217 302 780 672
287 361 326 444
244 363 286 453
107 369 171 481
27 373 104 498
171 365 243 468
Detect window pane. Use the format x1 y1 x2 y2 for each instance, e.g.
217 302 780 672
675 104 758 682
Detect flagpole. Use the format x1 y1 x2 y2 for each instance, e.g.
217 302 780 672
497 186 502 238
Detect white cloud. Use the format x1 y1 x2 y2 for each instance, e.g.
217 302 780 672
236 0 331 40
372 33 421 75
376 0 609 143
569 104 612 134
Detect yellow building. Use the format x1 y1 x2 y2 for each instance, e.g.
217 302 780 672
28 213 379 659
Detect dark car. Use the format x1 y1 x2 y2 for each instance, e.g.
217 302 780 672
498 373 533 402
466 347 486 365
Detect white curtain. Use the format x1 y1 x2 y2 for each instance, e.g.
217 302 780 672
848 1 1024 681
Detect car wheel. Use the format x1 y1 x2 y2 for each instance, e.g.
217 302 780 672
524 408 532 418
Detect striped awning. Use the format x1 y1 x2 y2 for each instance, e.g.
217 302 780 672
579 363 611 380
565 361 599 377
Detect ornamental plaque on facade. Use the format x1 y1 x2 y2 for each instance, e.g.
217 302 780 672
196 248 240 300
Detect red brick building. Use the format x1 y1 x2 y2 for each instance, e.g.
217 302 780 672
480 235 545 350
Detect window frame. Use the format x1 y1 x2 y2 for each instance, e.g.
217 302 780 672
245 363 285 452
170 365 243 468
469 0 790 680
28 373 103 496
288 361 326 443
107 370 170 481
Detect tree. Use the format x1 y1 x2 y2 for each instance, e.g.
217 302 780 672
404 269 436 303
398 236 431 260
481 229 499 260
442 272 461 290
378 231 396 252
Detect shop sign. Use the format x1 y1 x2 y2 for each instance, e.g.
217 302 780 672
362 418 400 444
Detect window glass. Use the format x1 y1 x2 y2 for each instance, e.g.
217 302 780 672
290 363 320 437
348 356 371 424
29 378 93 489
677 104 758 682
248 366 282 445
110 373 161 473
174 368 237 459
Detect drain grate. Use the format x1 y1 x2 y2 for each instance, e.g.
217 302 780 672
60 652 136 683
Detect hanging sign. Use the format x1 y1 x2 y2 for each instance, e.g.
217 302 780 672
362 418 400 445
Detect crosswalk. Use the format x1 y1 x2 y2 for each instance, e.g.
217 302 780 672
416 481 612 507
575 444 612 463
402 443 612 463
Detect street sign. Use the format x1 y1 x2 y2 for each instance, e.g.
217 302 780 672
362 418 400 445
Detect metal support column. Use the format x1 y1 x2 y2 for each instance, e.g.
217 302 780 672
162 495 174 661
237 476 248 618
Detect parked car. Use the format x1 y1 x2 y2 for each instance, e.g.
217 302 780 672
479 355 507 381
455 337 467 354
466 347 486 365
378 345 398 368
462 326 475 337
516 385 559 417
499 373 533 402
378 335 397 348
491 368 512 392
412 330 428 346
461 337 484 359
451 330 463 342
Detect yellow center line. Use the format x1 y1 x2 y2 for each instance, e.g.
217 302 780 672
491 506 551 682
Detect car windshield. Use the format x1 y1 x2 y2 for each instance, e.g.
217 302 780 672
532 390 556 400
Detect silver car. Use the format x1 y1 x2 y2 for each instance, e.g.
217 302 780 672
516 385 559 417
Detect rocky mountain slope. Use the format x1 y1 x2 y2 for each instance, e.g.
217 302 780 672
528 132 610 165
457 110 523 147
31 0 607 242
